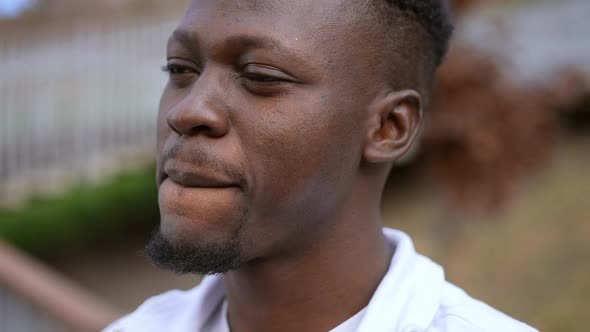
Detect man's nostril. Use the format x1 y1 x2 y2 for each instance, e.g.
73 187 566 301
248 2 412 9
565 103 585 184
190 125 212 136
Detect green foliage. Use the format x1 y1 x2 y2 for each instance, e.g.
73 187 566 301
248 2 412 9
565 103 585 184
0 164 159 256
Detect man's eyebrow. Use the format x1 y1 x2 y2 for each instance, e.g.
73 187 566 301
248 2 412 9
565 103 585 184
224 34 283 51
169 29 289 54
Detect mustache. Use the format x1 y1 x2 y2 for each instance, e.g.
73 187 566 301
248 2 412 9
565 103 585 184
159 143 247 188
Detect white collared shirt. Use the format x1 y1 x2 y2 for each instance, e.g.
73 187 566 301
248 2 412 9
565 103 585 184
200 296 367 332
104 228 538 332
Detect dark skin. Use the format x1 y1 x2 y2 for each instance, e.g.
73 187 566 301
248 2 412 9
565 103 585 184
156 0 424 331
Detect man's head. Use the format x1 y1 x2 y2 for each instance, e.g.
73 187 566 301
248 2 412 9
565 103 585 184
146 0 453 275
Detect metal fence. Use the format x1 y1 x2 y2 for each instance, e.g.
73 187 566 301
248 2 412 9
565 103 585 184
0 13 178 205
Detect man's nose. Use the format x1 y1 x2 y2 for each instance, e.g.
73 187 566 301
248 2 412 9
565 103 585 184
166 80 230 138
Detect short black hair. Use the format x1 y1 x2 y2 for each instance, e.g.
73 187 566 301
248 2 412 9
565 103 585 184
378 0 454 67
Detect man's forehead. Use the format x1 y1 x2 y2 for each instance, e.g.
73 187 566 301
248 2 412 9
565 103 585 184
177 0 383 57
184 0 373 25
187 0 276 15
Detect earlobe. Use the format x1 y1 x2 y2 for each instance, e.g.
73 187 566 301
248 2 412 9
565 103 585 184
363 90 423 163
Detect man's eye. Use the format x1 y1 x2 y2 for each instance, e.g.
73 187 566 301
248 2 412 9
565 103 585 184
162 64 195 75
241 72 284 83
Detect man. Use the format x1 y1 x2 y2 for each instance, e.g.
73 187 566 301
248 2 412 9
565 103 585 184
105 0 537 331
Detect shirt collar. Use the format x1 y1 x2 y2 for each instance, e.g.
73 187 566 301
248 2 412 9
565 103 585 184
356 228 445 332
186 228 444 332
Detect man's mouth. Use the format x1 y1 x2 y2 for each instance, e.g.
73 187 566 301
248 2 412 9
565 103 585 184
162 164 239 189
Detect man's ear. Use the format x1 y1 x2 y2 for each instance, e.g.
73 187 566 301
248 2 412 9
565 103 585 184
363 89 423 163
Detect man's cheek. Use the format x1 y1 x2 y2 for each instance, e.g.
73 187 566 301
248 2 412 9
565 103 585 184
255 138 328 204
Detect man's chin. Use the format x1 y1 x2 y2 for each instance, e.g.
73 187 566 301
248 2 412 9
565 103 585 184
144 229 243 275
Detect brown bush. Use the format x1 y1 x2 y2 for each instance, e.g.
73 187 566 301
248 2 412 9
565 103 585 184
420 45 558 213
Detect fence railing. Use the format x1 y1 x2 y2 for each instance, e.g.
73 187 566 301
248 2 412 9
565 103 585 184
0 13 178 205
0 239 121 332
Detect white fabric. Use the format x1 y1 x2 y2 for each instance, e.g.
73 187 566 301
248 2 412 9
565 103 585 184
103 228 539 332
200 299 366 332
201 298 230 331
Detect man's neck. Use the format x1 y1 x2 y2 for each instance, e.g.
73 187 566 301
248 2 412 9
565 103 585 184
222 212 392 332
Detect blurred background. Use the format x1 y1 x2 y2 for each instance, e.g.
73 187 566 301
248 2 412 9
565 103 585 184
0 0 588 331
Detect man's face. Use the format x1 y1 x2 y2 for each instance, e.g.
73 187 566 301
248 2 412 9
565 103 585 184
151 0 388 274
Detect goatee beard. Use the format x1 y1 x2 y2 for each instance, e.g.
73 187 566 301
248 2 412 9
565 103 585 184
144 229 242 275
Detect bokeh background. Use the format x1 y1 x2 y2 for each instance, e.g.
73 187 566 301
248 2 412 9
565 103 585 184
0 0 588 331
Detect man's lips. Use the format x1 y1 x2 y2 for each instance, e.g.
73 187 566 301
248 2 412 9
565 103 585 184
163 164 239 188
